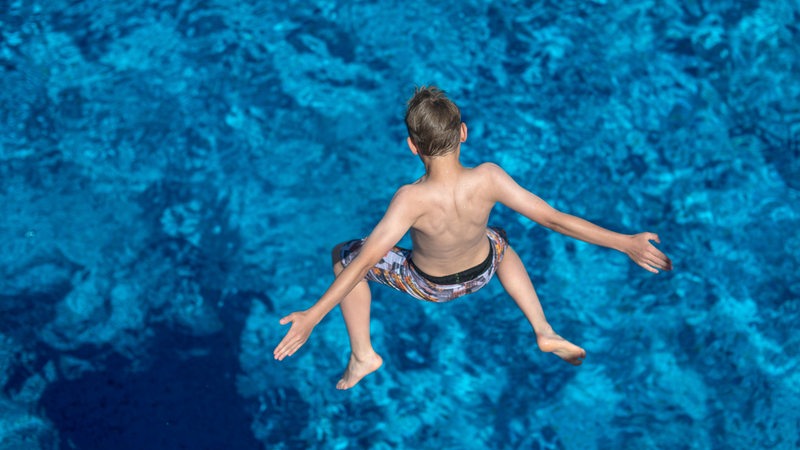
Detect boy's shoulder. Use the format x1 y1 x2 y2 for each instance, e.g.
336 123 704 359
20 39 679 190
472 162 506 183
390 183 423 204
474 161 503 173
474 161 503 174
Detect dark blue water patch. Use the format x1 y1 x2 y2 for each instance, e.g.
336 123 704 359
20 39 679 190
337 396 385 448
663 35 697 57
133 180 243 287
24 93 58 145
502 32 532 77
48 9 116 63
491 387 566 449
486 3 507 38
176 8 227 38
245 71 297 112
2 341 54 401
55 86 86 121
3 150 68 192
40 322 260 450
286 15 356 63
728 102 800 189
511 223 553 268
763 141 800 191
388 310 439 371
1 259 81 345
618 152 649 178
256 386 311 448
0 55 17 72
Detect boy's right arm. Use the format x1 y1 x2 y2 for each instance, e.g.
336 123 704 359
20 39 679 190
485 163 672 273
273 185 420 361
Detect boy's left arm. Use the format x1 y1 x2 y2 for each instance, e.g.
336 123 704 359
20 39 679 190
487 164 672 273
545 213 673 274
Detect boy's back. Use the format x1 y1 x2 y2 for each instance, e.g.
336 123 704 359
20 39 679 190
403 162 496 278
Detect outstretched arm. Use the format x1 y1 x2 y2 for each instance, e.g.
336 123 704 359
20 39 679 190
273 186 419 361
486 163 672 273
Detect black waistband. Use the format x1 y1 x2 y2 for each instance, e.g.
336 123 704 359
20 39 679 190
408 239 494 285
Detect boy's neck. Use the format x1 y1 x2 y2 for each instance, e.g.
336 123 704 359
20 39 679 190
421 147 464 179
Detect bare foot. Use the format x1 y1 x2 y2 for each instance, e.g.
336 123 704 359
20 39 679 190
336 351 383 390
536 332 586 366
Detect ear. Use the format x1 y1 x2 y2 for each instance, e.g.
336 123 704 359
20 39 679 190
407 137 419 155
460 122 468 142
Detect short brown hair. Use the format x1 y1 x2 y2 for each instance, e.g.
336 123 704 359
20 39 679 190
404 86 461 157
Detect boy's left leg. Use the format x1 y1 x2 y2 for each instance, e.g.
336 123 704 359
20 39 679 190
496 245 586 365
332 243 383 389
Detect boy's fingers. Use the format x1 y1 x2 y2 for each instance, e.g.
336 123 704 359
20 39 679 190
648 253 667 266
639 261 658 274
647 248 670 266
275 345 291 361
274 335 293 357
649 248 672 270
277 348 290 360
274 332 307 361
275 343 300 361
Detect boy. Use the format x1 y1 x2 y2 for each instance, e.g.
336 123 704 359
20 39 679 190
273 86 672 390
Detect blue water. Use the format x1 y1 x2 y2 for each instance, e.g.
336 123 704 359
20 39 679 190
1 0 798 449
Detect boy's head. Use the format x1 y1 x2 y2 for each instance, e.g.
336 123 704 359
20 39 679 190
405 86 463 157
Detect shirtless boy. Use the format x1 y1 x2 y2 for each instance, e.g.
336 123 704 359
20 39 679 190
273 86 672 390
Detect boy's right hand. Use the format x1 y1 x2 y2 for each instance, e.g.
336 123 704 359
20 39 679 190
273 310 316 361
624 233 673 273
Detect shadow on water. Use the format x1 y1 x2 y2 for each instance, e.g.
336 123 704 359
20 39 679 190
40 318 261 450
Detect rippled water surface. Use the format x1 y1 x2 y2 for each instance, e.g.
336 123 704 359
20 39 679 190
1 1 798 449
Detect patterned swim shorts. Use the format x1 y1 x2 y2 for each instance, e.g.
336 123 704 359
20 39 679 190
339 227 509 303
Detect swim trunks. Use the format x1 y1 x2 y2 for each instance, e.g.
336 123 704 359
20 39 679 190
339 227 509 303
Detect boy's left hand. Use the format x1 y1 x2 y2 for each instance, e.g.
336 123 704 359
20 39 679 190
273 310 317 361
624 232 673 273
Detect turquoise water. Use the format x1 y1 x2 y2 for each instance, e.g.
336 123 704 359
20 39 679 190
1 1 799 449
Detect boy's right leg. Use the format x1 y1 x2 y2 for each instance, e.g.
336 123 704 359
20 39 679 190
332 243 383 390
496 246 586 365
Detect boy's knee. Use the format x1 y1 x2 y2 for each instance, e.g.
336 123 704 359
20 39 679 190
331 243 345 274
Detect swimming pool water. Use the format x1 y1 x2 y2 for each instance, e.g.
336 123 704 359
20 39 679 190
1 0 798 449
